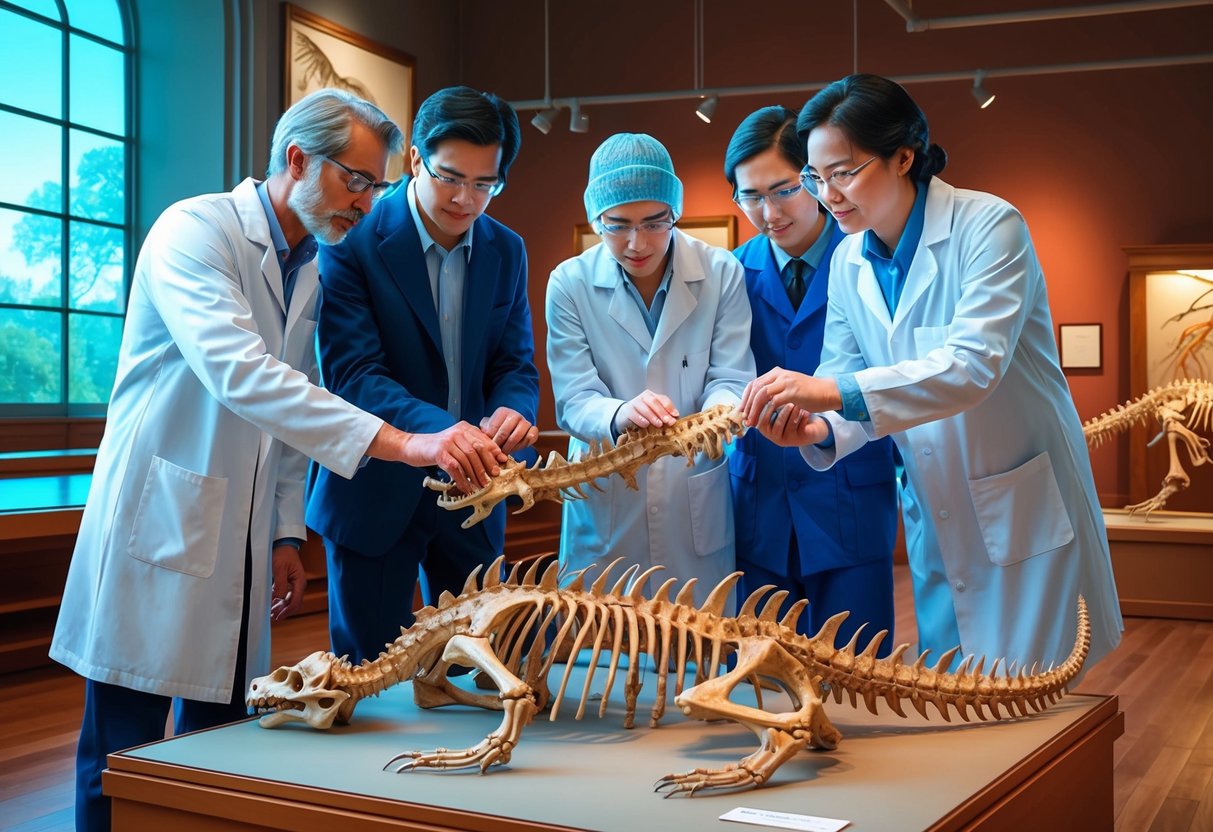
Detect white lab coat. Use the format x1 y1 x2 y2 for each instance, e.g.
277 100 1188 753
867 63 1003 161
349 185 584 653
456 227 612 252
802 178 1122 671
50 179 383 703
546 231 755 604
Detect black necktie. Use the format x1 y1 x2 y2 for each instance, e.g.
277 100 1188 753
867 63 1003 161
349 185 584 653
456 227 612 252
784 259 807 310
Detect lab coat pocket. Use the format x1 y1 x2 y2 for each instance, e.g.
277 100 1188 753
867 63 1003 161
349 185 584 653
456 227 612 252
968 451 1073 567
688 460 732 557
128 456 228 578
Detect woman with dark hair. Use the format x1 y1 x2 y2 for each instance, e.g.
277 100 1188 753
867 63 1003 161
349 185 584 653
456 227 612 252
723 106 899 649
740 74 1122 674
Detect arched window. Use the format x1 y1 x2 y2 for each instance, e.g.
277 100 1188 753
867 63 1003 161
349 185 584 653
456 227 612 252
0 0 132 415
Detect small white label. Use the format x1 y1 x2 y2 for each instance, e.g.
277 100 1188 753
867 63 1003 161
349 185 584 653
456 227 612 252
719 806 850 832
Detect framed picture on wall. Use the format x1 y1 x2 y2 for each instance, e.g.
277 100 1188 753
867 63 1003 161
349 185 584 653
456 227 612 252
573 215 737 255
1058 323 1102 370
283 4 415 181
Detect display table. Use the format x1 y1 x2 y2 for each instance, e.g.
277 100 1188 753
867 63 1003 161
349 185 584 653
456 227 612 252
1103 507 1213 620
106 660 1122 831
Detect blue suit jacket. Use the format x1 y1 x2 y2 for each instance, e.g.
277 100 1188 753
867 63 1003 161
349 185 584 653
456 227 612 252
306 179 540 556
729 231 898 576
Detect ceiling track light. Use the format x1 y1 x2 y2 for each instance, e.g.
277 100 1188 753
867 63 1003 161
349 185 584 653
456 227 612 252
972 70 996 109
531 106 560 134
569 101 589 133
695 94 718 123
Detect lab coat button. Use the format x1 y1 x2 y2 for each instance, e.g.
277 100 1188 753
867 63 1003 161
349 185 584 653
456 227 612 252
650 506 659 515
922 447 932 456
955 580 966 592
938 510 949 520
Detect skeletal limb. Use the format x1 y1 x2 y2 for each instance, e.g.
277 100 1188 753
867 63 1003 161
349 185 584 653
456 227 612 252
656 637 842 795
1129 416 1212 517
385 635 538 773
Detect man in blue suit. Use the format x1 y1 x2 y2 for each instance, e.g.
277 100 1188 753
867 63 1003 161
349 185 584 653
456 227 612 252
724 106 899 652
307 86 540 663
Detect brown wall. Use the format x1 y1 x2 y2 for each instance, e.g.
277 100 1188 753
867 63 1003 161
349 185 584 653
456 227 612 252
457 0 1213 506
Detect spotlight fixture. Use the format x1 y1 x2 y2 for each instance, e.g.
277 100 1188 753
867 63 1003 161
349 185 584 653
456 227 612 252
569 101 589 133
695 95 718 123
971 71 996 109
531 106 561 134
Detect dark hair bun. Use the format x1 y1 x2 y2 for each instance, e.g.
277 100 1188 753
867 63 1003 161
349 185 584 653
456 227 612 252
921 143 948 180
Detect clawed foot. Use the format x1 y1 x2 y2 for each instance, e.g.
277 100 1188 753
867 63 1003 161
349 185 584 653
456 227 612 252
384 694 538 774
654 764 760 796
385 735 516 774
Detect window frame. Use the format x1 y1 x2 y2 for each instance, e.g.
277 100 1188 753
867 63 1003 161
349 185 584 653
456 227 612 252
0 0 134 418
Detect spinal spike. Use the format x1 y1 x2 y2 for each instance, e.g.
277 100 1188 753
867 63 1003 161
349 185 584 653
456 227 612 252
539 559 560 590
522 557 545 587
460 563 484 596
627 566 666 601
651 577 678 605
609 564 641 597
564 566 593 593
437 590 456 608
758 590 790 623
698 572 743 618
673 578 699 607
506 559 524 585
932 647 961 674
778 598 809 630
738 585 776 619
589 557 628 595
811 611 850 648
482 555 506 589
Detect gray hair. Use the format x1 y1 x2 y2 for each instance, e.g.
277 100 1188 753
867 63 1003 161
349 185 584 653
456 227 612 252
266 88 403 176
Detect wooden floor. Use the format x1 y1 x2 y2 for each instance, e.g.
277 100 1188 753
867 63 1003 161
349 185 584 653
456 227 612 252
3 565 1212 831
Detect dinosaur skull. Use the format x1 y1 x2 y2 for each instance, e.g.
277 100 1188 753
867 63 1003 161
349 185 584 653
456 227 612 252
247 651 351 729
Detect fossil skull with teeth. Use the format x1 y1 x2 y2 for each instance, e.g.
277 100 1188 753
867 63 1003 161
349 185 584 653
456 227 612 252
246 650 352 728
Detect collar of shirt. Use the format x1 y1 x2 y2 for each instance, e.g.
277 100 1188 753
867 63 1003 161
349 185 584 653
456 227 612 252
769 211 837 275
616 237 676 337
408 178 474 260
255 180 317 272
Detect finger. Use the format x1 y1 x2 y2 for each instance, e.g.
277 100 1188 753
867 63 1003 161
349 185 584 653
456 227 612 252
492 415 521 448
441 449 475 494
500 420 530 453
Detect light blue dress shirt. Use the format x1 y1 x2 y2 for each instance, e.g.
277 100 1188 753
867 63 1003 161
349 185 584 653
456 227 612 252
407 179 472 418
255 181 317 309
617 237 676 338
836 183 929 423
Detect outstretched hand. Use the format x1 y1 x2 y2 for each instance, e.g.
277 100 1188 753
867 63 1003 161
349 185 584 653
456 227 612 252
751 404 832 448
740 368 842 427
616 390 680 432
405 422 507 494
479 407 539 454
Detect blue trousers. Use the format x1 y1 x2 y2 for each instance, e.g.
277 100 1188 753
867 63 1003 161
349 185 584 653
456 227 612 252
325 497 499 664
737 530 895 657
74 542 251 832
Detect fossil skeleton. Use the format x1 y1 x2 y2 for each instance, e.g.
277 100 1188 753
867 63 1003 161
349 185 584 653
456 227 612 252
1082 378 1213 517
424 404 746 528
249 557 1089 795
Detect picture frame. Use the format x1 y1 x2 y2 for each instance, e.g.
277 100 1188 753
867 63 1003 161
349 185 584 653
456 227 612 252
1058 323 1103 370
573 215 737 255
283 4 416 181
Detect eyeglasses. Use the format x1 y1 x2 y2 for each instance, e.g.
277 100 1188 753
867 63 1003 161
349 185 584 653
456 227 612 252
321 156 391 195
733 184 806 210
420 157 504 197
598 216 676 237
799 155 880 197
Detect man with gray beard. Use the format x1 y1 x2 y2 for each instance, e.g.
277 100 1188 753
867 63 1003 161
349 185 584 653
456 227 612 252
51 88 506 832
